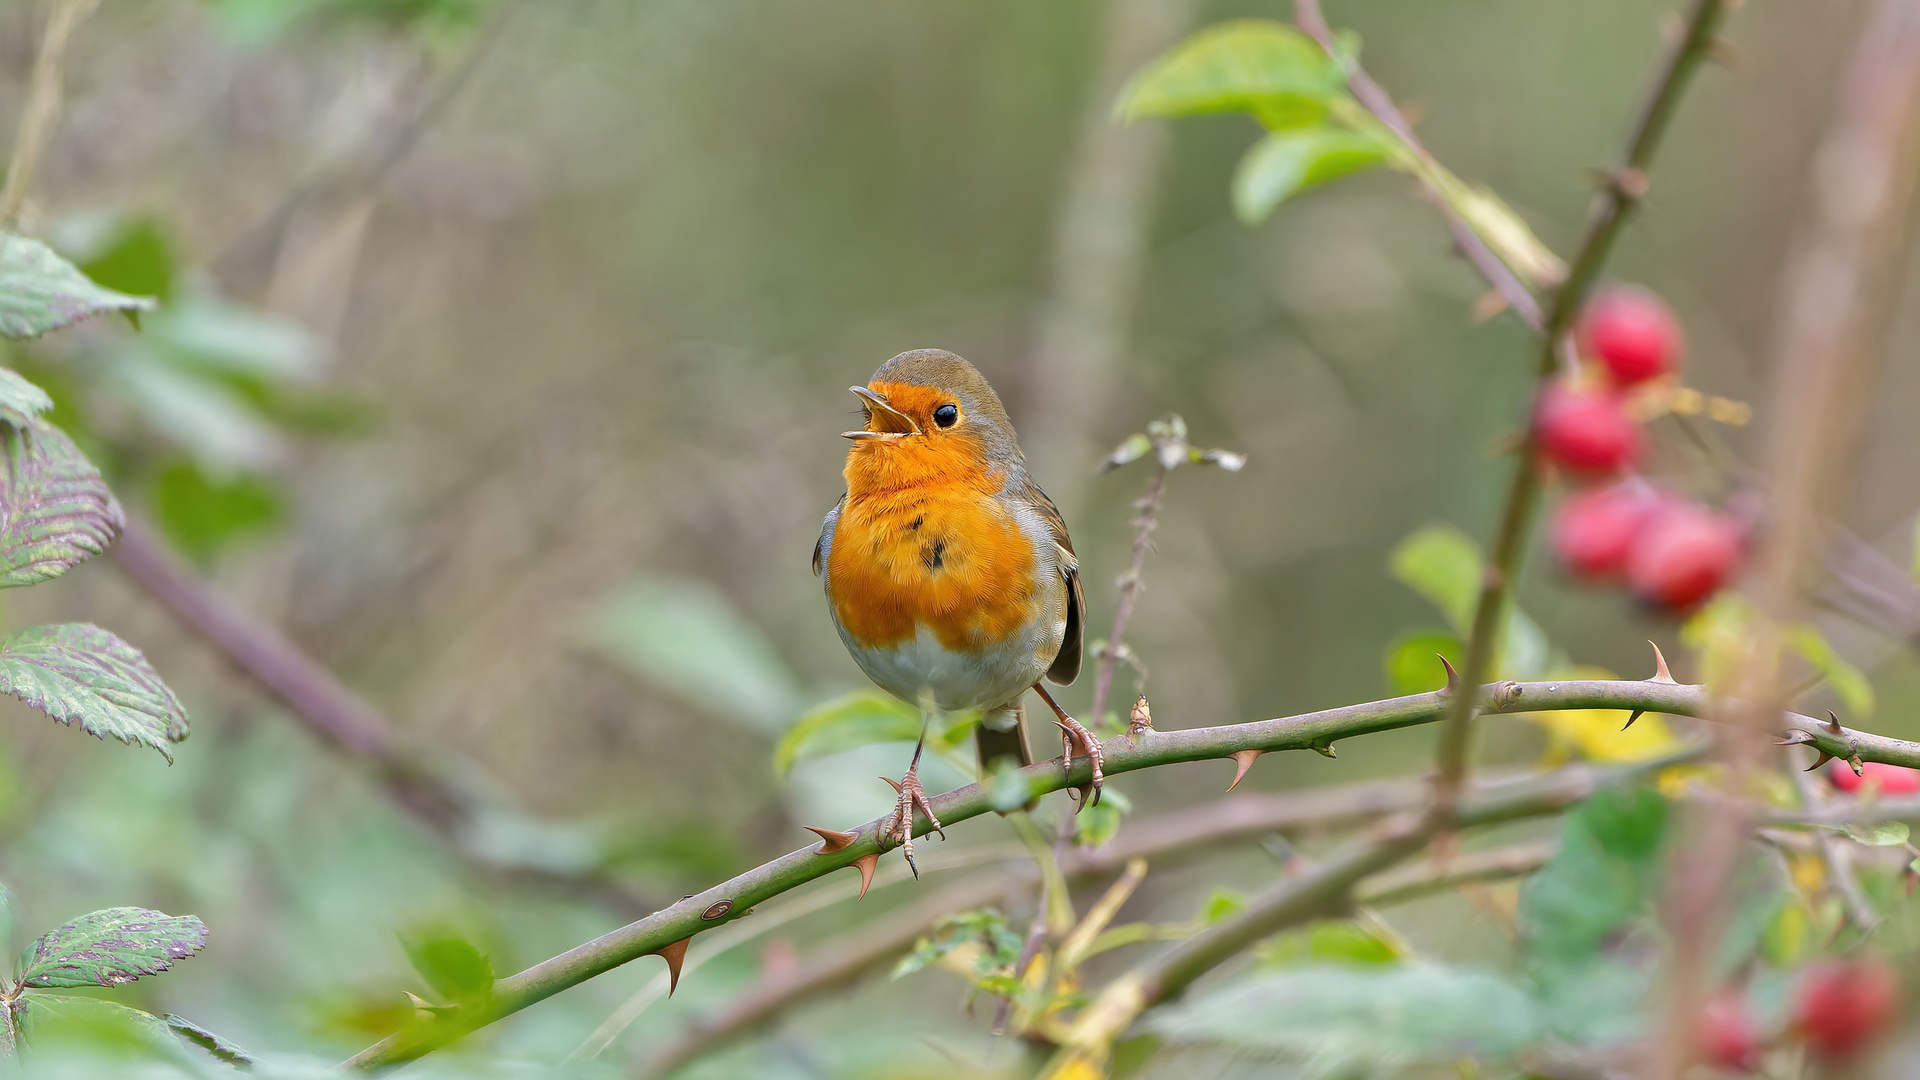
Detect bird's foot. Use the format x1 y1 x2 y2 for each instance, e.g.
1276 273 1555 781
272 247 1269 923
1035 685 1103 811
882 764 945 880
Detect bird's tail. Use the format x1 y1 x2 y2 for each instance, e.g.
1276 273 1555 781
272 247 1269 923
975 700 1032 776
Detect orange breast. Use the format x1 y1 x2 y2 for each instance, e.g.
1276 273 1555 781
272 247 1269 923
828 452 1038 653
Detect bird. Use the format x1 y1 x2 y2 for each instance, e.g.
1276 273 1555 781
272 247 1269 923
814 349 1101 876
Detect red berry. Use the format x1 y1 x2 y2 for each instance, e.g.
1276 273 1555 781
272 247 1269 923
1627 501 1743 610
1583 285 1684 385
1795 960 1901 1061
1828 760 1920 796
1535 380 1643 475
1699 991 1764 1072
1552 482 1669 579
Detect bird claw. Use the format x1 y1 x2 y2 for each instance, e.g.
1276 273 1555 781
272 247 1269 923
882 765 944 879
1051 715 1105 812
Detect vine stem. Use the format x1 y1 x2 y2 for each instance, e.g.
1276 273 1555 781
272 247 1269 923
1089 465 1164 729
342 675 1920 1070
0 0 100 225
1428 0 1733 813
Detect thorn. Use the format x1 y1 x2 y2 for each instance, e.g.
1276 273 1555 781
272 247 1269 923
1623 709 1644 731
1470 289 1509 324
1776 730 1816 746
1807 751 1835 772
804 826 859 854
1226 749 1262 792
1828 711 1845 735
1848 752 1865 777
1438 655 1460 696
1648 641 1676 684
1610 166 1650 200
650 936 691 996
851 852 880 900
1311 743 1337 759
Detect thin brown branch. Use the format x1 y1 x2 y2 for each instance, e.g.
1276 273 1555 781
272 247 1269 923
1293 0 1542 332
1649 3 1920 1076
1429 0 1734 813
1789 748 1880 931
1090 466 1163 735
0 0 100 225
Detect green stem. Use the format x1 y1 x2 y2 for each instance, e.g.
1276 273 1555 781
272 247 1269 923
1430 0 1734 808
342 675 1911 1070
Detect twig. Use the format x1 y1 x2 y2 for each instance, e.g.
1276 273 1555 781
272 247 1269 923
1649 3 1920 1076
1293 0 1542 332
1355 838 1557 908
1090 467 1164 729
0 0 100 224
343 672 1920 1070
1429 0 1734 814
1788 749 1880 932
1037 756 1681 1078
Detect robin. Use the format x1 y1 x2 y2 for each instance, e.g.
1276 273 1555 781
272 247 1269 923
814 349 1103 876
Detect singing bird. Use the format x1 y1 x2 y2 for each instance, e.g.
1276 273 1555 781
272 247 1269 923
814 349 1102 874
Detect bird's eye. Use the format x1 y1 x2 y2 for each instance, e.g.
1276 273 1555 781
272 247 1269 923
933 404 959 428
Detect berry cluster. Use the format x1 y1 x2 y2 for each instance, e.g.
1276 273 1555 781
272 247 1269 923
1540 286 1744 610
1699 960 1903 1072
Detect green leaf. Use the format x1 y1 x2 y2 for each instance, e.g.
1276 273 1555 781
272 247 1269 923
893 908 1021 981
1075 801 1123 848
0 233 156 340
585 577 802 733
1521 785 1667 974
77 217 174 305
0 420 122 588
1383 629 1462 695
1117 20 1346 122
16 995 176 1057
151 458 282 564
164 1014 254 1067
1389 524 1482 634
774 690 922 775
1789 624 1875 717
18 907 207 988
0 368 53 429
0 623 191 761
1844 821 1910 847
1259 920 1402 967
1232 127 1393 224
402 926 495 1003
1199 888 1246 925
1149 963 1543 1068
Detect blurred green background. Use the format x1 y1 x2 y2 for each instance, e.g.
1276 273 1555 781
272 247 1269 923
0 0 1914 1076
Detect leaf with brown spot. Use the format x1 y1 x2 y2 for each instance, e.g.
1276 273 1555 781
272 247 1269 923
18 908 207 989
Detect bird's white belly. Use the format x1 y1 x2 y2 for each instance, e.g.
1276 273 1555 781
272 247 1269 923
843 622 1051 714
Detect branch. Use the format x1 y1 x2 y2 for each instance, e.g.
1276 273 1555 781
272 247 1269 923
1293 0 1541 332
0 0 100 224
1429 0 1734 810
1038 756 1679 1078
343 671 1920 1070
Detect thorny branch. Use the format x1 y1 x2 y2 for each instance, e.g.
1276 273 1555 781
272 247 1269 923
343 667 1920 1070
1429 0 1734 813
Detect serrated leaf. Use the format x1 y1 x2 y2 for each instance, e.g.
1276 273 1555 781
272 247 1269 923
1843 821 1910 846
16 995 176 1056
1117 20 1346 122
1150 963 1543 1068
0 623 190 761
1389 524 1482 635
0 233 156 340
402 926 495 1003
1232 127 1394 223
774 690 922 775
0 420 123 587
1521 785 1667 974
0 369 52 429
164 1014 254 1067
18 907 207 988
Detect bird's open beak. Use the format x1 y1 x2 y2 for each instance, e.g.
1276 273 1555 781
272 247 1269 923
843 386 921 441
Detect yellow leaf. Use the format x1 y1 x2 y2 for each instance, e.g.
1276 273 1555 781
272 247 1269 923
1521 666 1680 762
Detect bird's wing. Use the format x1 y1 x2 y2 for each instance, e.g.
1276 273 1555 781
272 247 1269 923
1028 481 1083 686
813 494 844 578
